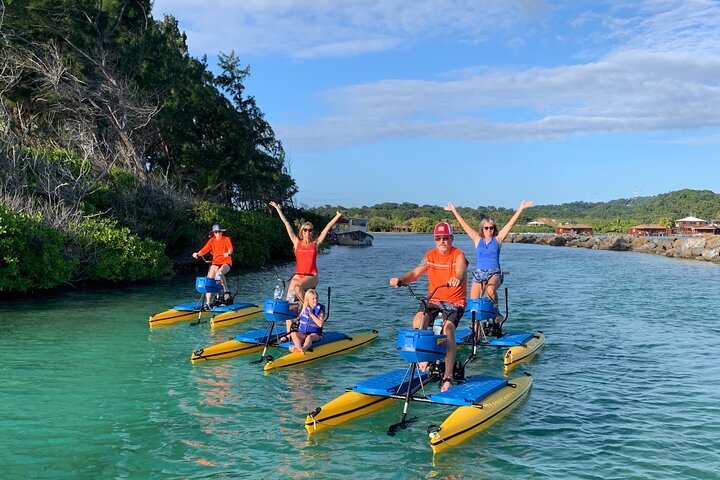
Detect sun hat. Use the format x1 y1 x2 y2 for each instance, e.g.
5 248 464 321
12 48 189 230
433 222 453 236
209 224 227 234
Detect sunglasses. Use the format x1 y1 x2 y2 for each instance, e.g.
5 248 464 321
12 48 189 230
302 228 314 232
483 226 495 230
434 236 451 242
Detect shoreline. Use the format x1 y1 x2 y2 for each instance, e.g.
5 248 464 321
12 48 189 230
505 233 720 263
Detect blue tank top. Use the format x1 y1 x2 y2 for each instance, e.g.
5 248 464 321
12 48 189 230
298 304 324 334
476 237 501 270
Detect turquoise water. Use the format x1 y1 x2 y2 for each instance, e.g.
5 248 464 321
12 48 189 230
1 234 719 479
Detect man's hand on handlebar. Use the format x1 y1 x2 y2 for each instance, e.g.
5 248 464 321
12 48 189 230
447 277 461 287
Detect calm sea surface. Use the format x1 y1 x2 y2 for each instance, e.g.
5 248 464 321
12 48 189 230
1 234 719 479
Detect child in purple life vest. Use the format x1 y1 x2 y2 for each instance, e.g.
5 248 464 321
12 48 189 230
289 289 325 355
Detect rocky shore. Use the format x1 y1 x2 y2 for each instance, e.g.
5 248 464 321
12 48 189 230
506 233 720 263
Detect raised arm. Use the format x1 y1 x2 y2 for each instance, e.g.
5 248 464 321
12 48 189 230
497 200 534 243
316 211 343 245
269 201 299 248
444 203 480 244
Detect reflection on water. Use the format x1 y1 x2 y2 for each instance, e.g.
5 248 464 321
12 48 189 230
1 235 720 478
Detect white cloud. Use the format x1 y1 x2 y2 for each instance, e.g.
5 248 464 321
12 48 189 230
152 0 547 58
274 1 720 151
276 47 720 150
152 0 720 150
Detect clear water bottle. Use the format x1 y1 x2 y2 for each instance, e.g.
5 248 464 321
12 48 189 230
273 283 282 299
433 313 444 335
289 292 296 303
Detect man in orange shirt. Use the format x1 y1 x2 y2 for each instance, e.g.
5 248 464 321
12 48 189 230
389 222 468 392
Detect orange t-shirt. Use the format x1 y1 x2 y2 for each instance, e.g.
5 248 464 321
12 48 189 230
424 246 467 307
198 236 233 266
295 241 318 276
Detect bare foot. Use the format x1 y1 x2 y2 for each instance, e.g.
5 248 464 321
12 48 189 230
418 362 428 372
289 346 300 353
299 347 306 355
440 378 453 392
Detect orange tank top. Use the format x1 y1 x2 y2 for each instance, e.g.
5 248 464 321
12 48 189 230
425 246 467 307
295 241 318 275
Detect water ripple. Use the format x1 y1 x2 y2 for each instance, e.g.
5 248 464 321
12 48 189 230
1 236 719 478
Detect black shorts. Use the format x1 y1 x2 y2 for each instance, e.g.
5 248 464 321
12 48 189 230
416 301 465 327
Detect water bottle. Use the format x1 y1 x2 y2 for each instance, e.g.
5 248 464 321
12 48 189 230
289 292 296 303
433 313 444 335
273 283 282 300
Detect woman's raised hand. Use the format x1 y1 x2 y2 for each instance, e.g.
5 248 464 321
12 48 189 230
443 202 457 213
519 200 534 210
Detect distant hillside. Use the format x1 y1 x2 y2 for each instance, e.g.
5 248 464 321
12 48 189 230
309 189 720 233
529 189 720 223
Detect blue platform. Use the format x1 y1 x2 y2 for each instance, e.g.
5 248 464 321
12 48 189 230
172 302 205 312
353 368 432 397
454 328 474 344
234 326 287 344
210 302 256 313
426 376 508 406
484 331 535 347
277 331 349 348
172 301 256 312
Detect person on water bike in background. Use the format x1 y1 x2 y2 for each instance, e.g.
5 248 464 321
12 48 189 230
389 222 468 393
192 224 233 307
444 200 533 329
269 201 342 303
288 289 325 355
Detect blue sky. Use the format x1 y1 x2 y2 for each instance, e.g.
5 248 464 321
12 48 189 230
152 0 720 209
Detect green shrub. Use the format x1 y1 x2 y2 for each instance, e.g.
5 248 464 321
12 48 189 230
71 218 171 282
23 146 92 177
0 206 76 293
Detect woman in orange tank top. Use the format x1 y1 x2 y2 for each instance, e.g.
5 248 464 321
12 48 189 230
269 201 342 302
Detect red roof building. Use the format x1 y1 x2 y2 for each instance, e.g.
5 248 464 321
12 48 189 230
627 224 671 236
555 224 593 236
675 216 707 235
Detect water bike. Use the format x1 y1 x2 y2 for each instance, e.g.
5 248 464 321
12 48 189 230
190 285 378 370
148 276 261 328
457 287 545 369
305 283 532 454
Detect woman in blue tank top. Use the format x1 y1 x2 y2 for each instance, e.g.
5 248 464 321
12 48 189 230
445 200 533 303
289 289 325 354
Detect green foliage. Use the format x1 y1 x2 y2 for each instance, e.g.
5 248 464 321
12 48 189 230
108 166 139 193
530 189 720 225
368 215 395 232
23 146 92 177
71 218 171 282
0 206 76 293
3 1 297 210
410 217 435 233
511 224 554 234
191 201 293 267
312 190 720 234
311 203 529 233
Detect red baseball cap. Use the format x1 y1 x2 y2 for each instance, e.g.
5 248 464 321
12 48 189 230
433 222 453 236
